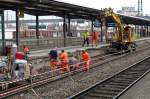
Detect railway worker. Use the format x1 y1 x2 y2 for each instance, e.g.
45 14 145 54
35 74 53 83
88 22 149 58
49 48 58 71
5 45 12 74
82 30 90 47
5 45 11 57
14 51 30 79
69 56 80 70
59 50 69 72
91 30 99 47
23 45 30 60
81 50 90 71
12 43 18 61
9 43 18 78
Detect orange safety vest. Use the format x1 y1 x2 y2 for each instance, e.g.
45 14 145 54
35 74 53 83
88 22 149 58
92 32 99 40
24 47 29 53
82 52 90 61
59 52 69 62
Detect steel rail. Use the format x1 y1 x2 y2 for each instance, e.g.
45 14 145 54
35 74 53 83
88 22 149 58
0 46 150 98
68 56 150 99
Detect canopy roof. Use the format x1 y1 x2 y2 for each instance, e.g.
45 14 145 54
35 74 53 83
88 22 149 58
0 0 150 25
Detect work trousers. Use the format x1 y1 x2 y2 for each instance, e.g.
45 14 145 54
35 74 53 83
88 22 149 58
82 38 89 47
60 61 69 72
76 63 80 70
92 39 98 47
50 59 57 71
83 60 90 71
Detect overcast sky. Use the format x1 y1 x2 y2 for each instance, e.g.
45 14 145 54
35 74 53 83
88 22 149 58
4 0 150 20
57 0 150 15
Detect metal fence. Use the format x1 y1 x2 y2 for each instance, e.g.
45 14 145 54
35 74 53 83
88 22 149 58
18 37 83 51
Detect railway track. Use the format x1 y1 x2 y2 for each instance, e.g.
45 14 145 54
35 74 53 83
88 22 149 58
0 51 119 98
0 46 150 98
68 56 150 99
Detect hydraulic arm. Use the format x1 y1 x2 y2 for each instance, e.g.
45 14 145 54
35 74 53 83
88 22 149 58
103 8 124 42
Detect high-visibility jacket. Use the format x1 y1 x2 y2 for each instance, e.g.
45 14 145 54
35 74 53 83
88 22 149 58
82 52 90 61
83 31 90 39
16 51 25 60
59 52 69 62
24 47 29 53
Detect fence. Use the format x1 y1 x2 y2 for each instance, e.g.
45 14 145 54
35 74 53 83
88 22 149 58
18 37 83 51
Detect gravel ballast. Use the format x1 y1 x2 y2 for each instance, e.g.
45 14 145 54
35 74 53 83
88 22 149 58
6 39 150 99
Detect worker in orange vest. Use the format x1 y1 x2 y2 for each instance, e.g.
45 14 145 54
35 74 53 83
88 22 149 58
23 45 30 60
91 30 99 47
59 50 69 72
49 48 58 71
81 50 90 71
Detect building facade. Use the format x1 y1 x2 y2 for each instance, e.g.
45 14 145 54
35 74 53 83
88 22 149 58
117 7 138 16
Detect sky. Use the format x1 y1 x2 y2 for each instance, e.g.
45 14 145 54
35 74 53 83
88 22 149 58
56 0 150 15
1 0 149 39
4 0 150 20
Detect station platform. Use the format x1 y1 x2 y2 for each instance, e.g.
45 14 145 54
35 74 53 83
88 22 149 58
29 43 108 57
119 71 150 99
29 37 150 58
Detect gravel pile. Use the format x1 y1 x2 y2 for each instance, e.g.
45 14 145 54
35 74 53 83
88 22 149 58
6 39 150 99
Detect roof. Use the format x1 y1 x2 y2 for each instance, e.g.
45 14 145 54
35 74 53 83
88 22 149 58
0 0 150 25
0 0 100 19
119 14 150 25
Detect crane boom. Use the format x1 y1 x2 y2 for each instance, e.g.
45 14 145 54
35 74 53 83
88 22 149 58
111 13 124 42
103 8 124 42
101 8 136 52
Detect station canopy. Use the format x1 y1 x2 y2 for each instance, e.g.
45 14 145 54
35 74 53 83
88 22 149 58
0 0 150 25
